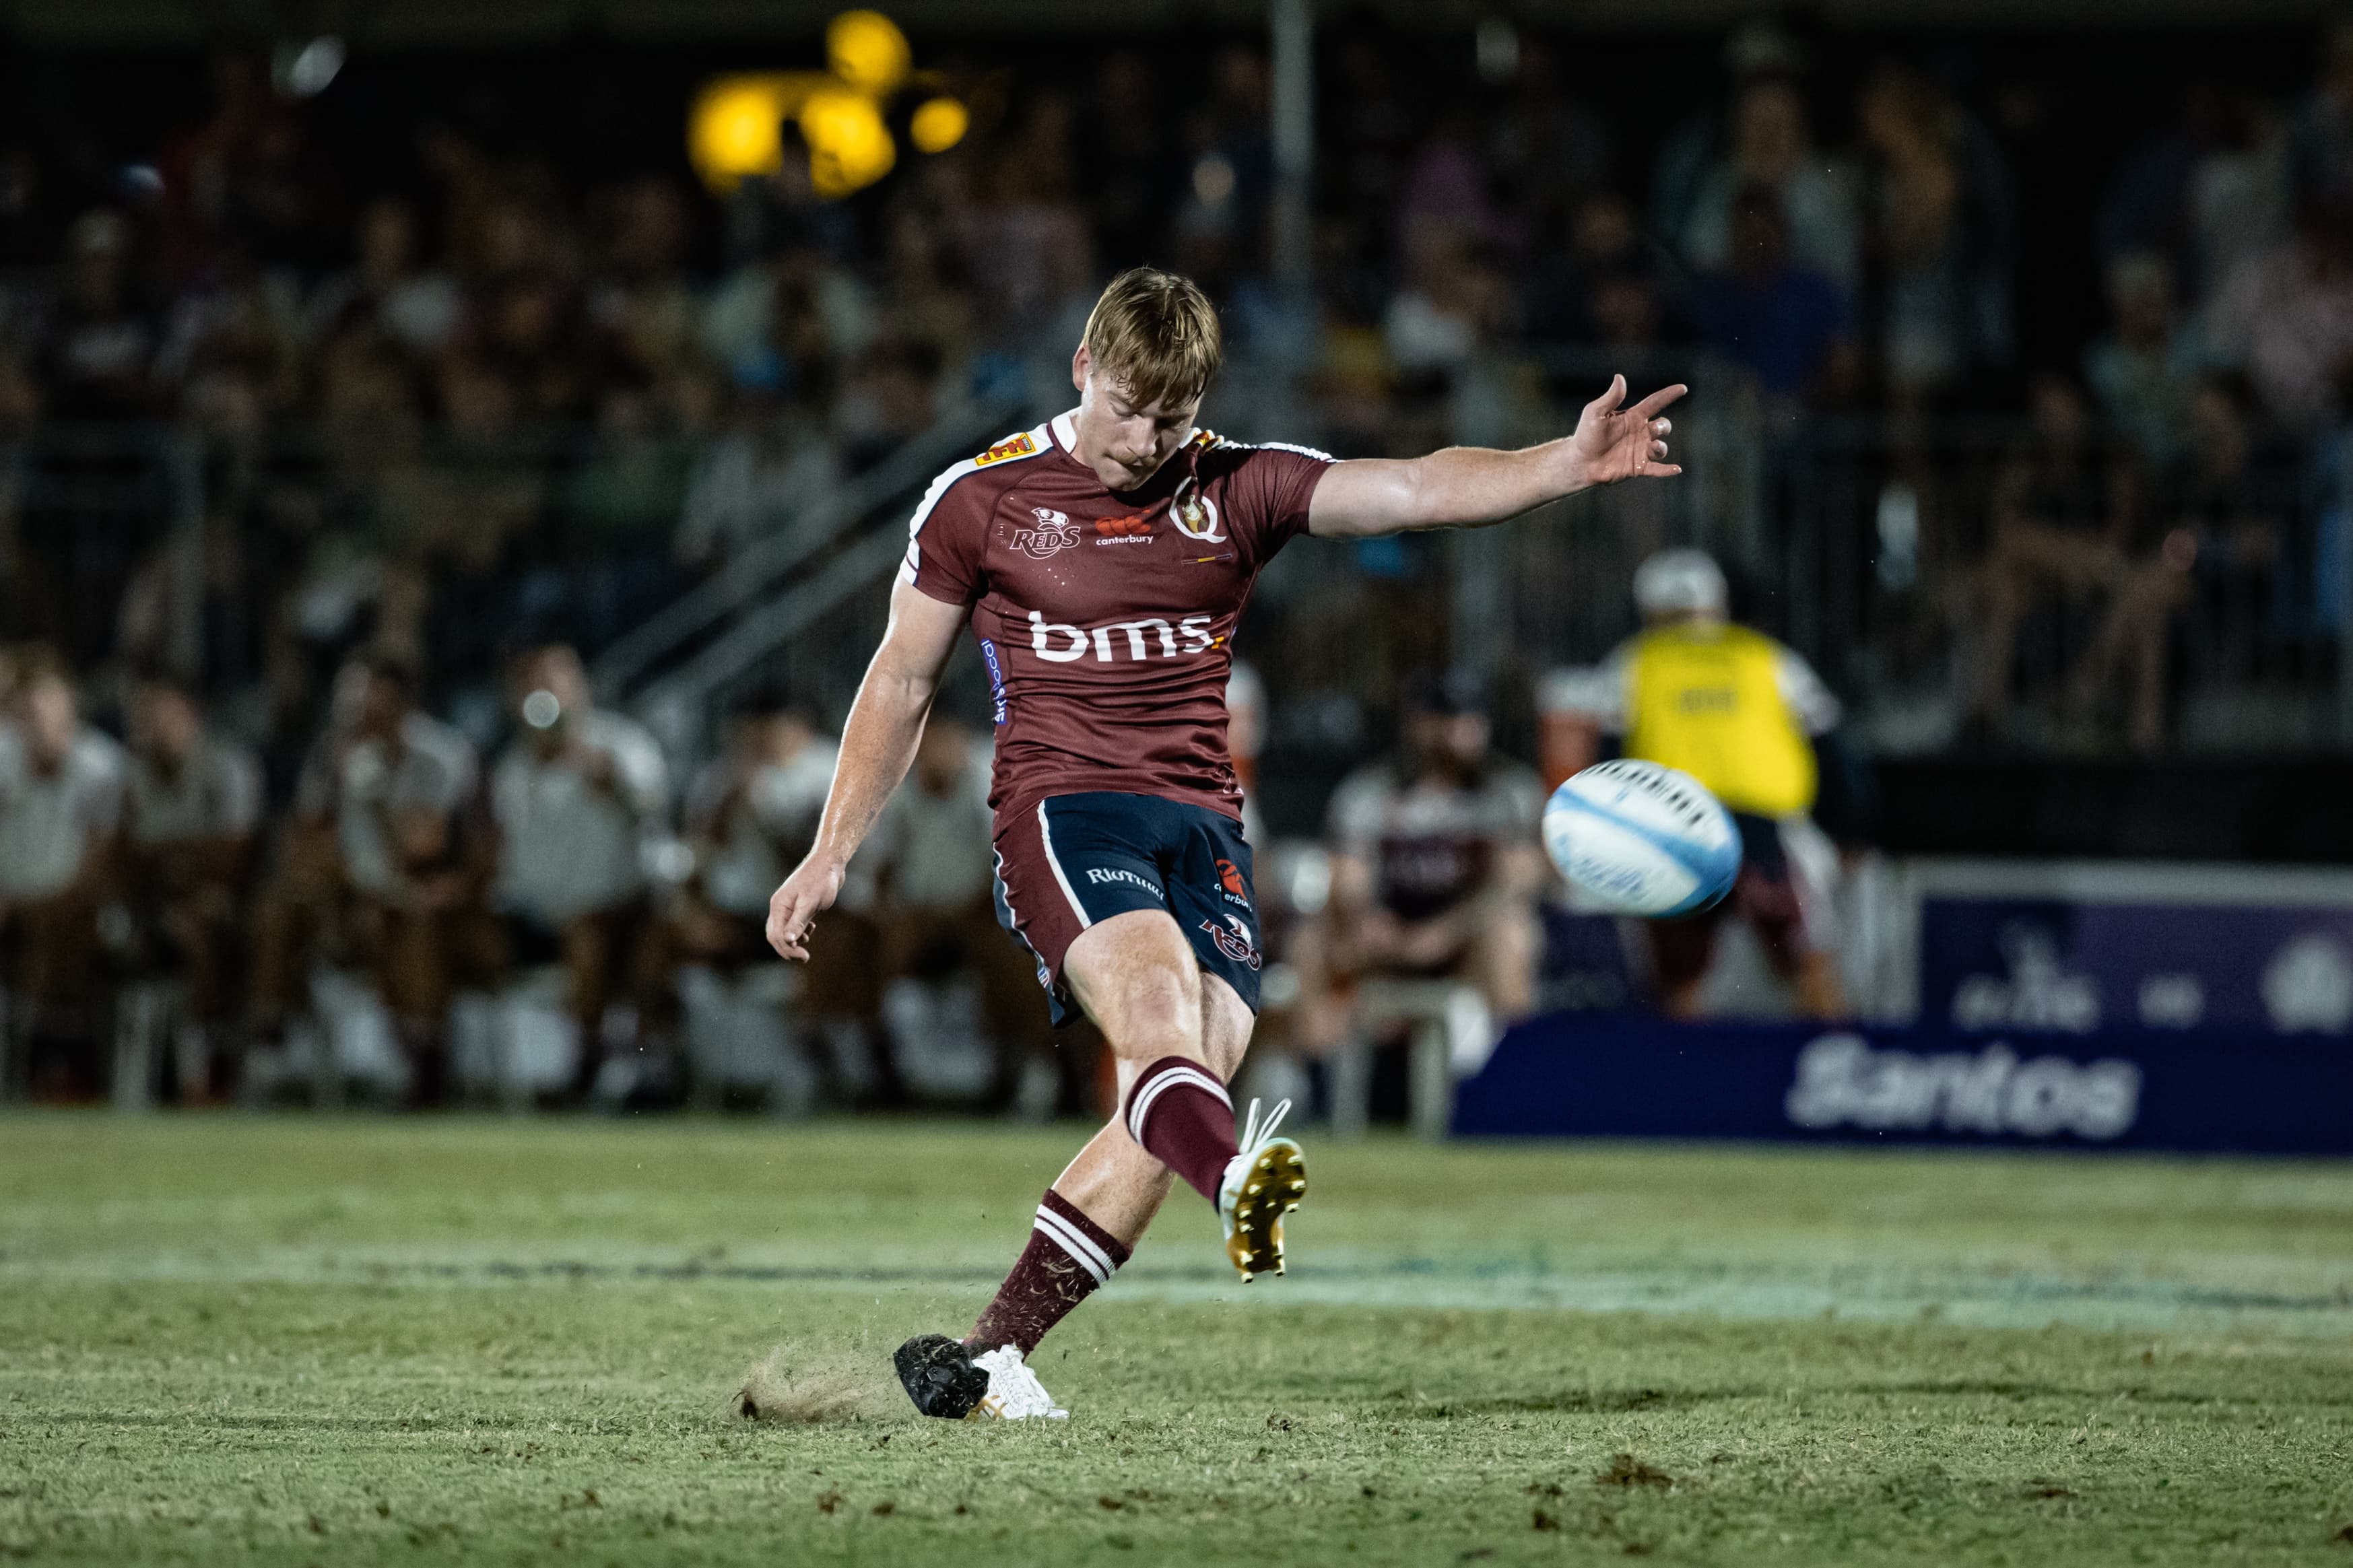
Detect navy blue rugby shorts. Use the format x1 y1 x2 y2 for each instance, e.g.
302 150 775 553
990 791 1262 1027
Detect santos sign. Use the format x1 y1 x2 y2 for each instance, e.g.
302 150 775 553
1451 1014 2353 1155
1782 1035 2140 1140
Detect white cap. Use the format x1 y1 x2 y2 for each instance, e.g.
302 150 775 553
1632 549 1727 617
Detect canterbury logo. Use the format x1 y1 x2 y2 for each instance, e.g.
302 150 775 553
1028 610 1217 663
1216 858 1247 897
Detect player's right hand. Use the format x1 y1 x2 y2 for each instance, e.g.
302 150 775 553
766 855 846 962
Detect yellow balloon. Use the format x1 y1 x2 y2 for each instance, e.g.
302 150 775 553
688 77 789 194
799 86 896 199
909 96 968 155
827 9 910 98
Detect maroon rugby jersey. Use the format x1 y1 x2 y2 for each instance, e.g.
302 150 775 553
899 407 1331 827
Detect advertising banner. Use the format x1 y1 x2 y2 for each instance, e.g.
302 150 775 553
1900 861 2353 1037
1452 1013 2353 1155
1920 900 2353 1035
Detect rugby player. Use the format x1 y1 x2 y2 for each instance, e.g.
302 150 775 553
766 267 1684 1421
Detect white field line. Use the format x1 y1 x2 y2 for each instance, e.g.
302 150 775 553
3 1242 2350 1340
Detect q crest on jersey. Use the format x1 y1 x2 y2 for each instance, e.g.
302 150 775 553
1169 477 1225 543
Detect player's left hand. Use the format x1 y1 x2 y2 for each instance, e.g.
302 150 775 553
1570 374 1686 487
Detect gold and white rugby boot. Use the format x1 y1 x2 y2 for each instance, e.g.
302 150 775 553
968 1345 1069 1421
1218 1097 1306 1283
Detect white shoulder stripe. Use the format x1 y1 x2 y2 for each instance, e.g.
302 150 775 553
1202 430 1336 463
900 423 1050 584
904 423 1049 543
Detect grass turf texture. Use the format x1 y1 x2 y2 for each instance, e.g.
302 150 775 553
3 1117 2351 1565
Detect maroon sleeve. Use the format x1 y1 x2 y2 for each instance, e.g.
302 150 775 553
899 466 991 607
1222 441 1335 565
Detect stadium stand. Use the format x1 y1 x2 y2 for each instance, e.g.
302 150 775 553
0 17 2346 1110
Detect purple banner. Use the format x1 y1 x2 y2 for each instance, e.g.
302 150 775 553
1919 897 2353 1036
1453 1013 2353 1155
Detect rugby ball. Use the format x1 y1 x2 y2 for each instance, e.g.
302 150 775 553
1543 759 1739 918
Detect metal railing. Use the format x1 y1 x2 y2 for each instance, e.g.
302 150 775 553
592 392 1026 702
0 366 2342 765
1240 352 2349 760
0 424 205 674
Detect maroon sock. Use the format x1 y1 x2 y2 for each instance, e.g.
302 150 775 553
966 1190 1133 1357
1124 1055 1238 1205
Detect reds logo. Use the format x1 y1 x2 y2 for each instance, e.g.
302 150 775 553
1170 477 1225 543
1011 507 1081 559
1199 914 1261 971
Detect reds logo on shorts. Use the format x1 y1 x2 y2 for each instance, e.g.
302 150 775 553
1199 914 1261 971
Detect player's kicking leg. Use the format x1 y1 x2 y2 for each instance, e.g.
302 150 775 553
896 908 1303 1421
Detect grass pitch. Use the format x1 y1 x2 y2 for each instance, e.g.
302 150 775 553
3 1116 2351 1565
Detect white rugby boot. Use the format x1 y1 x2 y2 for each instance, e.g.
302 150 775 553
969 1344 1070 1421
1218 1097 1307 1283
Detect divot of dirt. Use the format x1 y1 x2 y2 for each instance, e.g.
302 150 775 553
733 1342 908 1425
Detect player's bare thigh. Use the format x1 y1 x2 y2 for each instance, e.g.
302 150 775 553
1065 908 1253 1081
1051 927 1255 1239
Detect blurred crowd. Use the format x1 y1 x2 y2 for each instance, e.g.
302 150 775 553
0 636 1084 1110
0 23 2347 757
0 17 2350 1107
0 539 1855 1116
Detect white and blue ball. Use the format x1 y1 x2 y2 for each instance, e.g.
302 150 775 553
1542 759 1740 918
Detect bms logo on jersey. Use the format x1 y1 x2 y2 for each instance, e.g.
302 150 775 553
1027 609 1218 663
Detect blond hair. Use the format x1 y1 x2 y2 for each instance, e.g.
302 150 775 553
1082 267 1222 410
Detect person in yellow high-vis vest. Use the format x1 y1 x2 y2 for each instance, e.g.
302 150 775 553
1583 549 1849 1019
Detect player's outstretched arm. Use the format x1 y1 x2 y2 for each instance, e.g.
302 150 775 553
1306 374 1686 541
766 579 965 961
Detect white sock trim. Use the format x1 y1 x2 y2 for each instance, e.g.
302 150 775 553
1125 1061 1232 1149
1032 1204 1115 1285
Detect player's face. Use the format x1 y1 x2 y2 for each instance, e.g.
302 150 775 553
132 686 201 762
1071 349 1199 491
1407 711 1490 778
